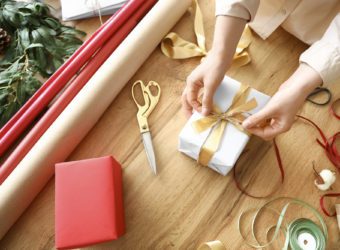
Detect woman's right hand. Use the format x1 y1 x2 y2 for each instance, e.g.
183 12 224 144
181 15 247 118
181 51 229 117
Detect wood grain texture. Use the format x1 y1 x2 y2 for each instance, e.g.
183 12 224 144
1 0 340 249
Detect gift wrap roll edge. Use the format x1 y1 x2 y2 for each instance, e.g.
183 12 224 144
0 0 192 239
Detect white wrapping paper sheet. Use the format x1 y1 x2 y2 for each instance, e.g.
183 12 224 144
61 0 126 21
178 76 271 175
0 0 192 239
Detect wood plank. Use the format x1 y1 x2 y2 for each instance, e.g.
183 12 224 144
1 0 339 249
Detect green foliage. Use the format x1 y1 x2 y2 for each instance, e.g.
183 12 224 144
0 0 85 127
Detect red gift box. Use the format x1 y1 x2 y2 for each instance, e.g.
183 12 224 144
55 156 125 249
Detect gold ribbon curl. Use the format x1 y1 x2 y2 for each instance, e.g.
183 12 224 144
192 84 257 166
160 0 252 67
197 240 226 250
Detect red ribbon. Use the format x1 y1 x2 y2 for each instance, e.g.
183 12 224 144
320 193 340 217
233 138 284 198
297 115 340 168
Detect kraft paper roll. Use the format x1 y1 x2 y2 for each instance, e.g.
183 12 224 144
0 0 192 239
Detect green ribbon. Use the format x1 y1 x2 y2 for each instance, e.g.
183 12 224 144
287 218 326 250
238 197 328 250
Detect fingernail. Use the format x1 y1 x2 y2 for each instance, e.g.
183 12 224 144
242 119 251 128
192 101 199 109
202 108 209 116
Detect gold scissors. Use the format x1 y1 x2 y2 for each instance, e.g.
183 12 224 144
132 80 161 175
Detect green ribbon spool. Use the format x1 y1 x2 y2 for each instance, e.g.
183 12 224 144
238 197 328 250
286 218 326 250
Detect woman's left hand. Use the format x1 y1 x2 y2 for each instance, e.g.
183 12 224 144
242 63 323 140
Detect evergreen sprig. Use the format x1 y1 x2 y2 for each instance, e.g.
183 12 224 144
0 0 85 127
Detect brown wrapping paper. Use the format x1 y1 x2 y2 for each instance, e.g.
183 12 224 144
0 0 192 239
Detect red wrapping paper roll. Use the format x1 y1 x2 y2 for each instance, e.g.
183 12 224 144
0 0 157 184
0 0 148 156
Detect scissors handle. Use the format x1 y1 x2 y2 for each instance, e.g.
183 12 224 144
132 80 146 110
132 80 161 133
144 81 161 117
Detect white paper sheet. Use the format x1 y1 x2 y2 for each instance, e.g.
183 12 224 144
61 0 127 21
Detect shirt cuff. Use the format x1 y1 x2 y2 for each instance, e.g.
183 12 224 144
300 41 340 84
215 0 259 22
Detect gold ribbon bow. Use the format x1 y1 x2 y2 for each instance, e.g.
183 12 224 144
161 0 252 67
192 84 257 166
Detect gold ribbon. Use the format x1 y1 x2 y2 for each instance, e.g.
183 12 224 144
197 240 226 250
160 0 252 67
192 84 257 166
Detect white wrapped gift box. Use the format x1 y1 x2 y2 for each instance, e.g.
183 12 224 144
178 76 271 175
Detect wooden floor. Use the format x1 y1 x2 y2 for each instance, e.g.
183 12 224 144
1 0 339 249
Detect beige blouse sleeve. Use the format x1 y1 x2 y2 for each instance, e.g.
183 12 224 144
215 0 260 22
300 14 340 84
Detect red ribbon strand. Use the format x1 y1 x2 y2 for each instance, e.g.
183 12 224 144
320 193 340 217
297 115 340 168
233 138 285 198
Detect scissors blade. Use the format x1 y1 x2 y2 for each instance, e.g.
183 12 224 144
141 132 157 175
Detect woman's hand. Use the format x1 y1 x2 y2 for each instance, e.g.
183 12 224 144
182 15 247 117
182 52 228 117
242 64 323 140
